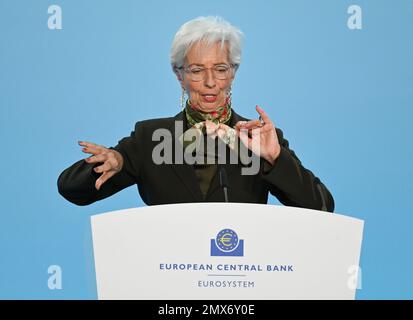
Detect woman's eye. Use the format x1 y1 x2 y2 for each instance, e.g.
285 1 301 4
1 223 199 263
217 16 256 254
216 67 228 73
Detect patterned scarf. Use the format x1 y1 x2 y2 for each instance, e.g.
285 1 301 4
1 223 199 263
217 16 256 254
180 97 236 154
185 97 232 127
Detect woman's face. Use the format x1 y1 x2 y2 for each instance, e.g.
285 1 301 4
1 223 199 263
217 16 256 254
178 41 235 113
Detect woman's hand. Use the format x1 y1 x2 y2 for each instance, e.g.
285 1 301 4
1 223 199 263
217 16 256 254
204 120 236 148
78 141 124 190
235 105 281 165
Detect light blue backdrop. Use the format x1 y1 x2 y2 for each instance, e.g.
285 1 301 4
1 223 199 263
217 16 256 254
1 0 412 299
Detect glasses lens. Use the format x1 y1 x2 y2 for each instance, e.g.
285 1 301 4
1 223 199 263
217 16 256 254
189 68 204 81
213 66 230 80
187 66 231 81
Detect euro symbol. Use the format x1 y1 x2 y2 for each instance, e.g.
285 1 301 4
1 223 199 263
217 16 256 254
219 233 233 247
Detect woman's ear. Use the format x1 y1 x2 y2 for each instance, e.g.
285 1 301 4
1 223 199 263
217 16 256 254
174 67 184 83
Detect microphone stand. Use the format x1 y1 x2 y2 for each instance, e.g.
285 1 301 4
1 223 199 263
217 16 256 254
219 166 229 202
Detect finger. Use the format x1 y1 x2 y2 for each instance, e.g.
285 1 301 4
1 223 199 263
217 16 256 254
93 158 118 173
95 171 116 190
79 141 106 154
241 120 262 129
85 153 108 164
249 127 263 137
235 126 263 140
236 120 263 134
255 105 272 126
236 119 259 128
93 162 112 174
78 140 104 148
216 127 227 139
81 144 107 156
218 123 231 131
81 147 100 155
234 121 247 131
237 128 252 150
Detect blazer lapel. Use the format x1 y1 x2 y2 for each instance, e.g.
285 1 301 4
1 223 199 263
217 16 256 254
168 112 204 201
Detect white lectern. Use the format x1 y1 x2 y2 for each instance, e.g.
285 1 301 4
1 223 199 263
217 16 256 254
91 203 363 300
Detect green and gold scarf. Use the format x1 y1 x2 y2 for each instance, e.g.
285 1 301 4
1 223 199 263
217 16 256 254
180 98 236 153
185 98 232 127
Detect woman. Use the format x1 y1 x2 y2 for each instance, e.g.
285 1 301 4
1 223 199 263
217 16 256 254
57 16 334 211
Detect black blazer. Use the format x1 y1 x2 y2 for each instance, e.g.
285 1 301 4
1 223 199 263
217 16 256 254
57 110 334 212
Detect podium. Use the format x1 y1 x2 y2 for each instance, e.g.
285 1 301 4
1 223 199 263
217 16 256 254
91 203 364 300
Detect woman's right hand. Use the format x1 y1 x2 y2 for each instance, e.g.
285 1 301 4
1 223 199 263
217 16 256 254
78 141 124 190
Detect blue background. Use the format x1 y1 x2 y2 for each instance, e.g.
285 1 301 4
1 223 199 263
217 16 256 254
1 0 412 299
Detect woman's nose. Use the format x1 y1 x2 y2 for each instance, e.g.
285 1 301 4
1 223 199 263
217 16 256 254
203 69 216 88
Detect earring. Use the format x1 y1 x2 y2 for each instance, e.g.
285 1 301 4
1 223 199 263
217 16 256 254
181 88 186 110
227 86 232 105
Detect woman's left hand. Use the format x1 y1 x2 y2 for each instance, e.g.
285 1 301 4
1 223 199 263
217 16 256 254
235 105 281 165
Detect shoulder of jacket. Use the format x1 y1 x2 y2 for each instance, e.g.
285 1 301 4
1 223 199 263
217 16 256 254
134 115 178 130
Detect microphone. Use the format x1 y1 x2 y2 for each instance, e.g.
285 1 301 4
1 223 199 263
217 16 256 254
219 166 229 202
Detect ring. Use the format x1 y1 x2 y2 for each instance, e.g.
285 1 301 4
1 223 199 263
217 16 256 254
259 116 265 126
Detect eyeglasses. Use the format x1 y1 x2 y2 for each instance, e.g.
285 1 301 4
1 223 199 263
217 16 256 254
179 64 235 81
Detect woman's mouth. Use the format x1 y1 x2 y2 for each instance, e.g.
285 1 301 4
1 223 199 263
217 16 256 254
202 94 218 103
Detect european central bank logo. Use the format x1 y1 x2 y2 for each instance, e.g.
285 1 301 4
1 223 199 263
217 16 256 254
211 229 244 256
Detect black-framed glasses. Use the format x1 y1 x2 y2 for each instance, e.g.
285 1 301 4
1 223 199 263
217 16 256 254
179 64 235 81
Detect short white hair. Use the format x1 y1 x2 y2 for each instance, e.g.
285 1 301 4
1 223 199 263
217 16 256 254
170 16 243 70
